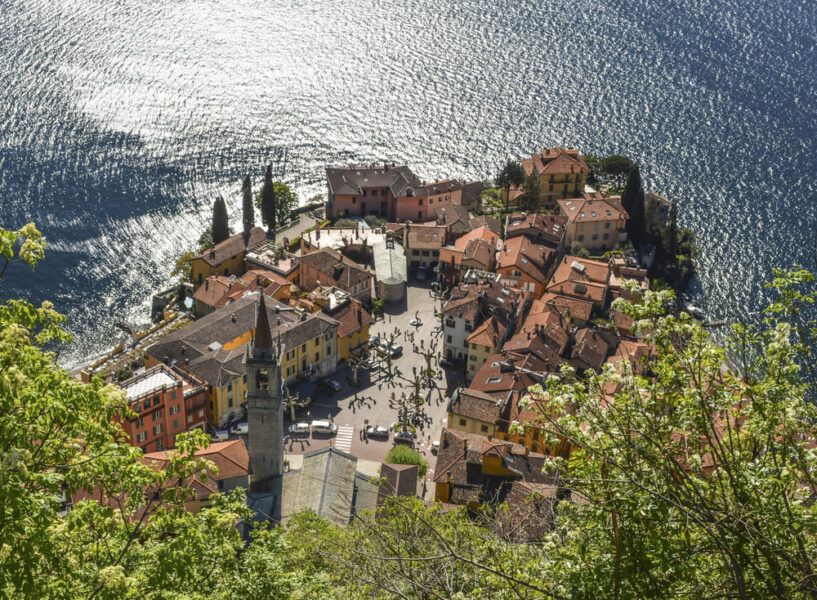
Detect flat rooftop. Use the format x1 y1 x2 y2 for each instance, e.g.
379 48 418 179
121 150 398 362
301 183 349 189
303 228 386 251
121 367 177 401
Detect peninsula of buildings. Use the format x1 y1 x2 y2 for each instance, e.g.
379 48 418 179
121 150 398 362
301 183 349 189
75 147 682 535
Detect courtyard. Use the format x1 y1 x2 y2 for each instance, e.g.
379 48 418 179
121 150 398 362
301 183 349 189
280 281 464 495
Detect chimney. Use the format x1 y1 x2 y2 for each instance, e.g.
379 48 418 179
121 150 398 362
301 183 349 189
231 313 236 323
209 248 215 259
524 446 530 457
442 430 448 447
487 433 493 441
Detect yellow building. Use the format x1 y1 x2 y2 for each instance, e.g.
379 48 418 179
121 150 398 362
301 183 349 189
190 227 266 288
447 388 504 437
145 292 340 428
308 286 373 360
557 194 628 253
521 147 588 205
466 316 504 379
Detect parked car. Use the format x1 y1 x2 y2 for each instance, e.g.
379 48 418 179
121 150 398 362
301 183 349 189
394 431 414 446
319 379 342 392
366 425 390 439
409 317 423 327
288 422 310 435
388 344 403 357
229 422 249 435
212 430 230 442
439 357 454 369
310 420 337 435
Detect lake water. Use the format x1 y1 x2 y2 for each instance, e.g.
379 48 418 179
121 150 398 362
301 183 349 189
1 0 815 366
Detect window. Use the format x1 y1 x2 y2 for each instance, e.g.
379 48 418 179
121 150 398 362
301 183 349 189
352 197 357 204
153 395 160 406
459 418 467 426
412 250 419 256
418 211 422 220
603 233 609 240
471 343 477 350
422 250 429 257
470 355 476 361
227 382 232 391
464 324 472 333
137 432 147 443
170 389 177 400
153 424 162 436
301 343 306 353
363 189 367 196
605 222 611 229
169 404 180 415
592 234 598 241
172 418 180 430
315 352 320 362
153 409 162 421
228 397 233 408
481 424 489 433
446 335 452 343
243 374 247 382
418 198 423 205
578 235 584 242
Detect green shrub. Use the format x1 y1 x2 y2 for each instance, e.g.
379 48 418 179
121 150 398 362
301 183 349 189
384 445 428 477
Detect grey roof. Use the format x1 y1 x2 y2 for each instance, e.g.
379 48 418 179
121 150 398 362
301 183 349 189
146 292 338 387
326 165 421 197
373 240 407 285
280 447 376 526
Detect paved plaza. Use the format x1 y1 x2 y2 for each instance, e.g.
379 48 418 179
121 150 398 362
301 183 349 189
281 281 465 495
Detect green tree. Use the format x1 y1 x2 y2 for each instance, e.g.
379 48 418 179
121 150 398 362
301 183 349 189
0 222 45 282
662 198 679 261
211 196 230 245
495 159 525 212
644 194 662 245
274 181 297 228
259 165 277 235
242 175 255 234
621 166 644 245
0 223 278 599
172 250 196 282
601 154 636 188
519 172 541 212
383 445 428 477
568 240 590 258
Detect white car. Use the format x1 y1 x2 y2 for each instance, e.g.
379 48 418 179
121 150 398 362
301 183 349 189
229 422 249 435
409 317 423 327
211 430 229 442
366 425 390 439
288 422 310 435
310 420 337 435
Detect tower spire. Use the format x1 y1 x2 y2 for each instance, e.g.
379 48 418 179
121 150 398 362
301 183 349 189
254 292 273 354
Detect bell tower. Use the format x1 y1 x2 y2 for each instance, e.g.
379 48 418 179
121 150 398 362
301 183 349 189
245 292 284 490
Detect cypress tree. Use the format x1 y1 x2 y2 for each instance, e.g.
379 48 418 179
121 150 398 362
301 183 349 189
242 176 254 234
261 166 277 235
644 195 661 245
663 199 679 262
211 197 230 245
621 166 643 245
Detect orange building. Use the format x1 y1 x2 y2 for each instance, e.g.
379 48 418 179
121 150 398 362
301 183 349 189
116 365 208 453
495 236 555 297
557 194 628 253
